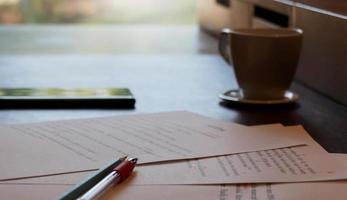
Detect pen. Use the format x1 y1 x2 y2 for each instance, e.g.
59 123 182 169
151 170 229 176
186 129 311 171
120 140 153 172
77 157 137 200
57 156 127 200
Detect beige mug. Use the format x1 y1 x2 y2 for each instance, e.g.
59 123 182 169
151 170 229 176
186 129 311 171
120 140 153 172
219 28 303 100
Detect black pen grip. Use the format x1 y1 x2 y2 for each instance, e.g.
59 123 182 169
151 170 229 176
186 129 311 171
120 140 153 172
57 157 125 200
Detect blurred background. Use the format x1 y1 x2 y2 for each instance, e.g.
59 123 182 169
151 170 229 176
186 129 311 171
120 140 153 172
0 0 197 24
0 0 207 55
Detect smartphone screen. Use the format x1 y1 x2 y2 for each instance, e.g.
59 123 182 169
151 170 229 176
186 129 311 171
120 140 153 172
0 88 135 108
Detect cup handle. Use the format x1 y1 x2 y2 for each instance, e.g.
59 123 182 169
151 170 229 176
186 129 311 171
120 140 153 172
219 28 232 64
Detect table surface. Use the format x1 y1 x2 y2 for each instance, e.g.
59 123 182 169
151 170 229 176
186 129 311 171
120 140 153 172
297 0 347 16
0 25 346 154
278 0 347 17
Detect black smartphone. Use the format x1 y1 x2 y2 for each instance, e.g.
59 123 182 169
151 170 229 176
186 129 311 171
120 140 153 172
0 88 135 109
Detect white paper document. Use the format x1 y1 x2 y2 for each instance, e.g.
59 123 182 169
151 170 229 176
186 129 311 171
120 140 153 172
127 128 346 184
2 155 347 200
1 181 347 200
132 148 347 185
104 181 347 200
102 154 347 200
0 111 307 181
2 125 319 185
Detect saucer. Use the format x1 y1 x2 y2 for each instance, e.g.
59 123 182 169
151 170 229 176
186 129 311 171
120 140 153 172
219 89 299 105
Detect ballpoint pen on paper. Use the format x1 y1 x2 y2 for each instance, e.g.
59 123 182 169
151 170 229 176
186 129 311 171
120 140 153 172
57 156 132 200
77 157 137 200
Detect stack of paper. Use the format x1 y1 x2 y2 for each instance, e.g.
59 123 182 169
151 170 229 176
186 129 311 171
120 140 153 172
0 111 346 200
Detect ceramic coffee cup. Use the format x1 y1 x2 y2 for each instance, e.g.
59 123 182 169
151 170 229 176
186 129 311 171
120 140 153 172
219 28 303 100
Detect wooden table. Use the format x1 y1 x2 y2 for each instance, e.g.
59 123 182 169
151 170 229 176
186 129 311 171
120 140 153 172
0 25 346 155
279 0 347 17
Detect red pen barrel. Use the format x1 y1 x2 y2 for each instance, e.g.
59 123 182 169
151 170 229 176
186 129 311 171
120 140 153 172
114 158 136 182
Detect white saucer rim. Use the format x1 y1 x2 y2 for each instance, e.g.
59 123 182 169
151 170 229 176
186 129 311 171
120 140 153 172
219 89 299 105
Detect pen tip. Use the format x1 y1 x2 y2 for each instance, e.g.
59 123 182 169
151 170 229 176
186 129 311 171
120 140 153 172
128 157 138 164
